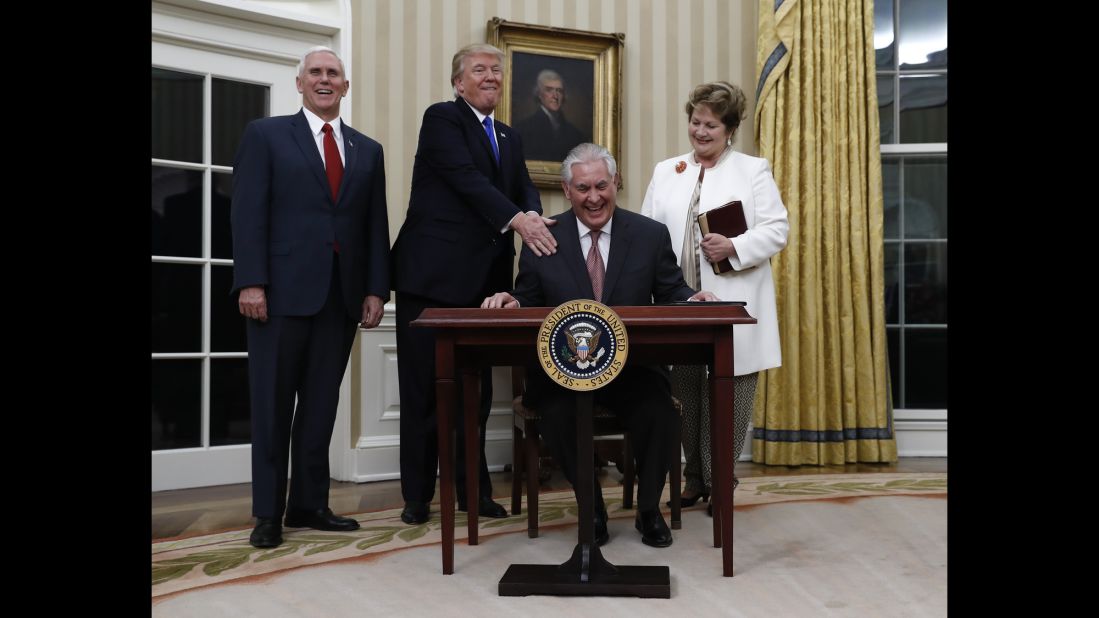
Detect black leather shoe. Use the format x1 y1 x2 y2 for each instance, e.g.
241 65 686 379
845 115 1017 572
594 506 610 547
401 501 430 524
635 509 673 547
249 517 283 548
457 496 509 519
284 507 360 531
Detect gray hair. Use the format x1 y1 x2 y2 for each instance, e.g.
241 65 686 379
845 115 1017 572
532 69 565 100
561 143 617 185
297 45 345 77
450 43 505 94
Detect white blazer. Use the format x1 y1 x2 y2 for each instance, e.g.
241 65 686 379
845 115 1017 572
641 150 789 375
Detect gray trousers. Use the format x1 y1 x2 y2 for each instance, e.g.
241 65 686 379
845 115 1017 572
670 366 758 493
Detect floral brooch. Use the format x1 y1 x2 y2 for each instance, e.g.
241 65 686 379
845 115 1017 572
675 161 687 174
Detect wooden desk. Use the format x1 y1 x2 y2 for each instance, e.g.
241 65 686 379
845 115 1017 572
411 304 756 578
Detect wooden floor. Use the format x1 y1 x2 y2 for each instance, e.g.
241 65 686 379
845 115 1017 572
151 457 946 540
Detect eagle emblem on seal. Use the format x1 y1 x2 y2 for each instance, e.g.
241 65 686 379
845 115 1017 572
565 322 605 369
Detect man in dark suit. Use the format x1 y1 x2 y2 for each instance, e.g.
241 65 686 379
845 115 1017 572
482 143 718 547
391 43 558 525
231 46 390 548
514 69 586 162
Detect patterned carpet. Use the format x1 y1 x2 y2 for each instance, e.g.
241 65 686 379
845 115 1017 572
153 472 946 603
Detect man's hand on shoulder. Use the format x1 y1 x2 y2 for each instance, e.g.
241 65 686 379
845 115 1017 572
511 211 558 256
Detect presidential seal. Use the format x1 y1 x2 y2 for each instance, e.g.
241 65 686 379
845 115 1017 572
537 300 628 391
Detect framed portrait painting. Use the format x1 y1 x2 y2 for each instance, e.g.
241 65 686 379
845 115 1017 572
487 18 624 188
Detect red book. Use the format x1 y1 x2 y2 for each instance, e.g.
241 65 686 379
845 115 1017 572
696 200 747 274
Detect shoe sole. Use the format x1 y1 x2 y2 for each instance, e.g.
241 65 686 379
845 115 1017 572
284 521 360 531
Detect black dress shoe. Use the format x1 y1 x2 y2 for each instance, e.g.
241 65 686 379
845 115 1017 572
401 501 430 524
284 507 360 531
594 506 610 547
635 509 673 547
249 517 283 548
457 496 509 519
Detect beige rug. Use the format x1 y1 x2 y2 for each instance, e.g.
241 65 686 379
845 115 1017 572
153 472 946 615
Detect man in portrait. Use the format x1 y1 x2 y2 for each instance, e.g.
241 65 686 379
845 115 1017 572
514 69 586 162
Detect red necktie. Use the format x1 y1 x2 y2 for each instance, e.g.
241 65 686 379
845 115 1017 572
321 123 343 201
587 229 605 301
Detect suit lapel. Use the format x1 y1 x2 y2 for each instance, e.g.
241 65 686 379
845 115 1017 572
455 98 500 173
495 122 510 174
338 121 358 206
556 211 596 299
602 213 633 303
290 111 334 203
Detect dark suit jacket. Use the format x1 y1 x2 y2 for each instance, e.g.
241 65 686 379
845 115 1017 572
511 208 694 308
512 208 696 403
391 97 542 307
231 110 390 319
514 109 586 163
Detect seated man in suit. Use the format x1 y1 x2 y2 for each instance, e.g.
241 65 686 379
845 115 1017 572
482 143 718 547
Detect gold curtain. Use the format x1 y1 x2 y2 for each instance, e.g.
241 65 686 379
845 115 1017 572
751 0 896 465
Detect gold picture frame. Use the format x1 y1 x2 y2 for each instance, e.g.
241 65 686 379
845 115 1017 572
487 18 624 189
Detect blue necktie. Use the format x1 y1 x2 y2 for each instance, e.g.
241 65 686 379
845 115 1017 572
482 116 500 163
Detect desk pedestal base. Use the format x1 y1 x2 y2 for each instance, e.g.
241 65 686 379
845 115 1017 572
499 543 670 598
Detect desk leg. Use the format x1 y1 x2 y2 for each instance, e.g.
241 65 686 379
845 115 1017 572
436 338 456 574
713 376 735 577
462 368 480 545
709 372 721 548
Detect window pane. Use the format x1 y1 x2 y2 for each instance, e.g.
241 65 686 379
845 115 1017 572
905 328 947 408
212 171 234 259
152 68 203 163
877 76 895 144
898 0 947 70
874 0 895 70
899 75 947 143
152 263 203 353
887 327 900 407
904 242 947 324
882 157 900 238
210 358 251 446
903 157 947 239
212 78 270 167
211 265 247 353
884 242 900 324
151 166 203 258
152 359 202 450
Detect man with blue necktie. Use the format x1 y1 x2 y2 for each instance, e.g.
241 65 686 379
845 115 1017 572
391 43 556 525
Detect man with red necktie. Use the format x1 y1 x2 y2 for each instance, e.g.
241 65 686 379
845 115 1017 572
231 46 390 548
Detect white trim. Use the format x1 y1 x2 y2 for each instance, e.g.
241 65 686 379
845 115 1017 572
152 444 252 491
881 143 947 154
894 408 947 421
155 0 343 34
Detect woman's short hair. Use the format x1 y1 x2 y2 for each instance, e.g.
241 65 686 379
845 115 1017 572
685 81 747 134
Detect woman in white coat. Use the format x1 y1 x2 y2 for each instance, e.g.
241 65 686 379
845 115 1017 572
641 81 788 514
